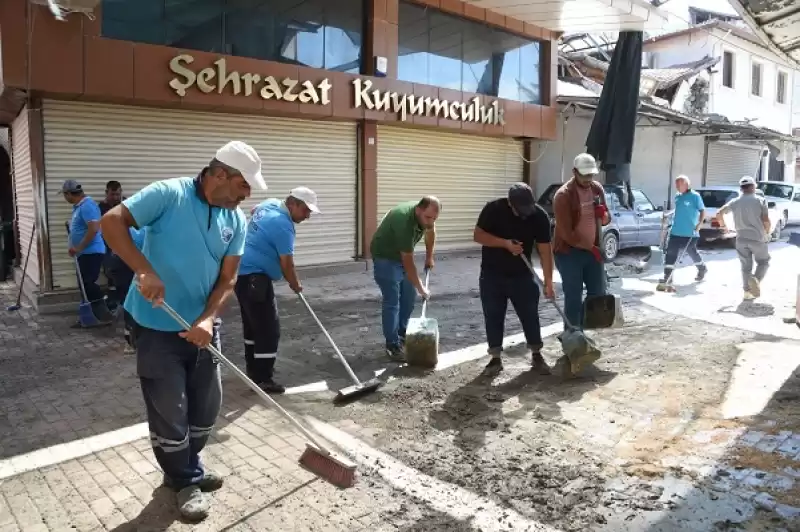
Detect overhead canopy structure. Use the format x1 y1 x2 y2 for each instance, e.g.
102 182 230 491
463 0 678 32
727 0 800 67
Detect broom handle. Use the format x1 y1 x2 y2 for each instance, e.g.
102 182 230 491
520 255 575 330
297 292 362 386
14 225 36 306
65 222 90 303
158 300 333 455
420 268 430 319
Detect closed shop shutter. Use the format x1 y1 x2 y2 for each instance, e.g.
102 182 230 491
11 108 38 286
705 141 763 187
376 126 524 250
42 100 357 290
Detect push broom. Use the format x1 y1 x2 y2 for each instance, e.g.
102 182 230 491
6 225 35 312
159 300 357 488
298 292 382 403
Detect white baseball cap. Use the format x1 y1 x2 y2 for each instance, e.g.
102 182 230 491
739 176 756 186
215 141 267 191
574 153 599 176
289 186 321 214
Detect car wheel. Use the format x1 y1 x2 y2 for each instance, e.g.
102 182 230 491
771 220 783 242
602 232 619 261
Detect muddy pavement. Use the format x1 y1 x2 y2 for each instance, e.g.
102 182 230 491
261 250 799 532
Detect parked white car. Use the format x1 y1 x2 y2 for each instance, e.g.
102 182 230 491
756 181 800 226
695 186 783 244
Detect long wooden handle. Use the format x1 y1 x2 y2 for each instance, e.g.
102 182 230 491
158 300 332 454
519 255 574 330
298 292 362 386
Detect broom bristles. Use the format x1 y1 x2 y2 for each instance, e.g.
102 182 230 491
298 445 357 489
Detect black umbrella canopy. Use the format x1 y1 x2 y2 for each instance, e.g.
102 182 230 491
585 31 643 205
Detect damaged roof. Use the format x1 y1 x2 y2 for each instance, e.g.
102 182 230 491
562 53 719 94
640 56 720 90
726 0 800 67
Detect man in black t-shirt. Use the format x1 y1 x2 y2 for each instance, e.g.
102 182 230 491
473 183 555 374
99 181 127 311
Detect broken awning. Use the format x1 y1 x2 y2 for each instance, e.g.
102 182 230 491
727 0 800 67
462 0 679 32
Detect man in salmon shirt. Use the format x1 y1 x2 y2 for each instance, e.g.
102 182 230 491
552 153 611 330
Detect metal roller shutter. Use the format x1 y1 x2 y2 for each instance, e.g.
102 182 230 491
376 126 524 250
42 100 357 290
11 108 39 286
705 141 763 187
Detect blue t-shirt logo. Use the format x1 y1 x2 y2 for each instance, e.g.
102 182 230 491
221 226 234 244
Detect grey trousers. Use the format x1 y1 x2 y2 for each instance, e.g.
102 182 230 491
735 239 770 291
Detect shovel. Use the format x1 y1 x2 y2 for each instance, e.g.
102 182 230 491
521 255 602 377
582 197 624 330
297 292 383 403
404 268 439 368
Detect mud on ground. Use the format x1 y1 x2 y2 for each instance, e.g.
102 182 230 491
281 305 799 532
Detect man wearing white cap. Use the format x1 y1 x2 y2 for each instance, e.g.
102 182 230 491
716 176 771 300
236 186 320 394
552 153 611 329
100 140 266 521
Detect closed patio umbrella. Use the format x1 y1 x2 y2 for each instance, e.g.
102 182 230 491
585 31 643 207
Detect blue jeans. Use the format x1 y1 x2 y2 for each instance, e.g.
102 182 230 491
554 249 605 330
76 252 105 303
133 321 222 490
373 258 417 348
479 272 543 354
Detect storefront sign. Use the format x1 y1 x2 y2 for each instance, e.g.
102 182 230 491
353 79 505 126
168 55 331 105
167 55 505 126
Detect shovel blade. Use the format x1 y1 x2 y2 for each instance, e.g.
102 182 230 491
405 317 439 368
561 329 602 374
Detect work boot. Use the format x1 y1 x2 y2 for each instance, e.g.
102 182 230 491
177 485 210 522
743 290 756 301
748 277 761 298
484 348 503 374
258 379 286 395
163 470 224 492
531 351 551 375
198 470 224 492
484 356 503 373
385 344 405 362
695 264 707 281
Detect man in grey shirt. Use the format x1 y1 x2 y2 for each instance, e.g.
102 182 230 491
716 176 771 300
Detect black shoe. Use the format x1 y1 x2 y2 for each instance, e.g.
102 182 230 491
258 379 286 394
695 265 707 282
484 356 503 373
531 352 551 375
385 344 406 362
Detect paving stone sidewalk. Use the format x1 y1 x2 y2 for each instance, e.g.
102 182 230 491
0 254 568 531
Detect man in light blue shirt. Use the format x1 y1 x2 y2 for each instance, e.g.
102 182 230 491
236 186 320 394
100 141 266 522
62 180 112 325
659 175 706 289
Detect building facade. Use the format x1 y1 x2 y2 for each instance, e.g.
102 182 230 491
0 0 562 306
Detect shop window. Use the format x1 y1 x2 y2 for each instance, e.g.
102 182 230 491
722 50 734 89
101 0 363 74
398 1 542 104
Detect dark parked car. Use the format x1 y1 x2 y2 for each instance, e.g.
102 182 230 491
537 183 671 260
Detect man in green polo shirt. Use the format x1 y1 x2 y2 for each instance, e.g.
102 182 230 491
371 196 440 360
